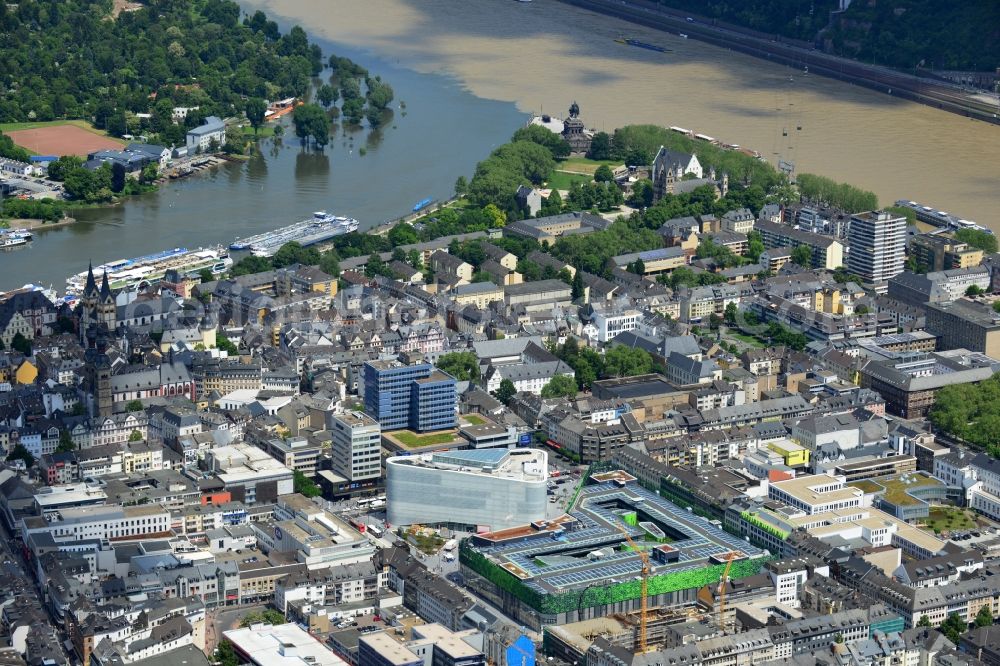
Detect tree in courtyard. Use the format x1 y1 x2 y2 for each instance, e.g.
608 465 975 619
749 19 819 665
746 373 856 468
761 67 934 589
293 470 321 498
975 605 993 627
746 231 765 263
436 352 480 382
365 253 393 278
126 400 144 412
724 301 738 325
128 430 143 442
966 284 985 297
790 244 812 267
571 270 585 301
217 336 239 355
917 615 932 627
939 613 967 645
541 374 578 399
56 430 76 453
10 333 31 356
604 345 653 378
495 378 517 405
215 639 239 666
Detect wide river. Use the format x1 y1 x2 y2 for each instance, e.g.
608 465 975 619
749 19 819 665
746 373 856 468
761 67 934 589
3 0 999 291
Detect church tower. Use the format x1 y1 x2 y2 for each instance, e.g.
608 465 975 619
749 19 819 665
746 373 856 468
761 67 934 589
97 271 117 329
80 263 99 344
84 345 113 418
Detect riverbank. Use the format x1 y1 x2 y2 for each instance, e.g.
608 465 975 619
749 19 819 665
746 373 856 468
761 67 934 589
6 217 76 231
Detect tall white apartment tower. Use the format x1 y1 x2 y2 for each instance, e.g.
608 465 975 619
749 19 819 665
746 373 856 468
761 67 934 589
847 210 907 283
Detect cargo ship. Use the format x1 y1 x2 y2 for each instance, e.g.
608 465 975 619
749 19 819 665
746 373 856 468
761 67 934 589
615 37 670 53
230 211 359 257
66 246 232 294
894 200 993 234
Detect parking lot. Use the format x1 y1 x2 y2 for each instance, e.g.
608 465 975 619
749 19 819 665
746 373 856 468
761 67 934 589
0 175 63 199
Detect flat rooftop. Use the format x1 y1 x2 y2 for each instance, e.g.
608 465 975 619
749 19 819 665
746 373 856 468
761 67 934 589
359 632 419 666
770 475 863 507
504 279 571 297
412 624 480 658
387 449 547 482
466 475 764 595
212 443 292 483
791 506 945 554
334 411 379 428
224 623 346 666
34 484 107 508
927 299 1000 328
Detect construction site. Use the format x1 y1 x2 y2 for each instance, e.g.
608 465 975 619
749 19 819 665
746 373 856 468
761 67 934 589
458 471 769 632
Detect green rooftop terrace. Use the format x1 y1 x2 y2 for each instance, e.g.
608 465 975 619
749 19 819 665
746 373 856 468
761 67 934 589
848 473 945 507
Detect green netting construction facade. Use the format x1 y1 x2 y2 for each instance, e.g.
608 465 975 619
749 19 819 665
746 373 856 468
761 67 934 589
459 471 769 629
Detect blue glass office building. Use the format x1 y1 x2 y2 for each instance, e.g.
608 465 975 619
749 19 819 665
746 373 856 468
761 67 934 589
363 360 457 432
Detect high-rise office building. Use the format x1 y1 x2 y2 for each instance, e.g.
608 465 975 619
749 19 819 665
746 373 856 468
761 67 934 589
363 358 457 432
330 411 382 482
847 211 906 283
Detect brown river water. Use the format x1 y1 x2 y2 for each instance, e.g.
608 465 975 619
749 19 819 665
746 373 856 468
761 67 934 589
252 0 1000 226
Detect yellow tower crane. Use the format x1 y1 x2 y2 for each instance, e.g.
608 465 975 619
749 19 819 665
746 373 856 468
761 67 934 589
716 551 737 632
616 524 650 654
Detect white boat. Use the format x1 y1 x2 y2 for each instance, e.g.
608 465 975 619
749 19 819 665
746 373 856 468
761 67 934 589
66 246 232 294
0 230 31 248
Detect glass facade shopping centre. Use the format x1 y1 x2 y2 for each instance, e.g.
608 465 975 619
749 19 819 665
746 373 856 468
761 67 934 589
459 471 768 629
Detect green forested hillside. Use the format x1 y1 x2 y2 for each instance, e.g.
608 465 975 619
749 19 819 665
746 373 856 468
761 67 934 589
0 0 354 130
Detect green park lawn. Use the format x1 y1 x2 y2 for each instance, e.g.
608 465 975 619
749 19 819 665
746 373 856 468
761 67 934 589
547 170 593 190
726 331 765 348
0 119 111 135
233 123 278 139
558 156 622 174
